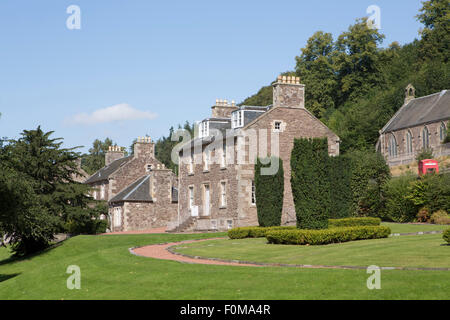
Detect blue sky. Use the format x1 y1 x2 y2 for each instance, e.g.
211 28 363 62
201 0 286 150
0 0 424 153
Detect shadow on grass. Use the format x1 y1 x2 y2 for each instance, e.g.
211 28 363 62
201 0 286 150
0 241 65 266
0 273 20 283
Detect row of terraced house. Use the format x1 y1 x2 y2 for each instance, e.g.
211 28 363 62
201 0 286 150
83 78 449 233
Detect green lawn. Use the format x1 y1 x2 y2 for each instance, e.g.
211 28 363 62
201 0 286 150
0 230 449 300
382 222 449 234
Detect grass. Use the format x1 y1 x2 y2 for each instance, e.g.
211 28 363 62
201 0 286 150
382 222 449 234
174 234 449 268
0 229 449 300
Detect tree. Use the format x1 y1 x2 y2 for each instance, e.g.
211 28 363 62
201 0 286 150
81 138 115 174
291 138 330 229
0 127 100 256
295 31 338 118
254 157 284 227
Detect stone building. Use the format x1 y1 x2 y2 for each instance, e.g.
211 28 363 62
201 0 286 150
84 137 178 232
170 76 340 232
377 85 450 167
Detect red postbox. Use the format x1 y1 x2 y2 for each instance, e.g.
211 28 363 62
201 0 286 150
418 159 439 176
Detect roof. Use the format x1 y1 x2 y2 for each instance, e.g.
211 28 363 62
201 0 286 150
109 175 152 203
382 90 450 133
85 156 132 184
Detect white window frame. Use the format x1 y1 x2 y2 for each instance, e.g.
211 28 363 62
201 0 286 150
189 154 194 174
227 220 233 230
274 121 282 132
440 122 447 142
406 131 413 154
220 181 227 207
114 207 122 228
422 126 430 149
100 184 105 200
189 186 194 210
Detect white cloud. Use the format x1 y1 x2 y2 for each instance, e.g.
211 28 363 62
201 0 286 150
66 103 158 126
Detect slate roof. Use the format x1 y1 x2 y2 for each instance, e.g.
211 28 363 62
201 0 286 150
84 156 132 184
109 175 152 203
382 90 450 133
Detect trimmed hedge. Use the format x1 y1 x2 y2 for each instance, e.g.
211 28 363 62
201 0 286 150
228 226 297 240
266 226 391 246
444 229 450 244
255 157 284 227
328 217 381 228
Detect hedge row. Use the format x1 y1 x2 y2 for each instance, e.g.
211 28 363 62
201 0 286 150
328 217 381 228
228 226 297 239
265 226 391 246
444 229 450 244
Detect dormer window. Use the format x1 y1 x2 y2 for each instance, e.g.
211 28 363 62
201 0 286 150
231 110 244 129
200 121 210 138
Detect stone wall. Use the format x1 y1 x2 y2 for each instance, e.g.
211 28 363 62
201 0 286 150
381 121 449 166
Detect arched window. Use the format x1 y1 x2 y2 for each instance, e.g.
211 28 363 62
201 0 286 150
406 131 413 154
440 122 447 142
388 134 397 158
422 126 430 149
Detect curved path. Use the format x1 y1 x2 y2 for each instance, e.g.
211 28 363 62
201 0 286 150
129 233 450 271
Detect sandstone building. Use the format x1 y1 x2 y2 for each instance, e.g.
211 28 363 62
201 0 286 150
84 137 178 232
377 85 450 167
170 76 340 232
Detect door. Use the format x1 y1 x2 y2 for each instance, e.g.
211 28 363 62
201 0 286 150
203 184 210 216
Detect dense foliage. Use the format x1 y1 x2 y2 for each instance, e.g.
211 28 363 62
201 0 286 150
254 157 284 227
328 217 381 228
228 226 297 240
266 226 391 246
444 229 450 243
241 0 450 154
291 138 330 229
0 127 104 256
81 138 117 175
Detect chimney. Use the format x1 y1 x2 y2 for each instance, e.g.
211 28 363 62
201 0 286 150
211 99 238 118
105 146 125 166
134 136 155 159
272 75 305 108
404 84 415 104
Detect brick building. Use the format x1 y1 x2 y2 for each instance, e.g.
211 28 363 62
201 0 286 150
170 76 340 232
377 85 450 167
84 137 178 232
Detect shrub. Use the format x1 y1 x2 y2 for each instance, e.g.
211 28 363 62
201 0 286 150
430 210 450 225
406 173 450 213
328 217 381 228
266 226 391 246
416 207 431 223
443 229 450 244
291 138 330 230
254 157 284 227
381 174 417 222
228 226 296 240
328 155 353 219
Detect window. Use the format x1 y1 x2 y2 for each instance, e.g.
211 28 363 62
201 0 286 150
189 187 194 210
440 122 447 142
203 151 209 171
422 126 430 149
221 144 226 167
189 154 194 174
231 110 244 129
220 181 226 207
200 121 209 138
274 121 282 131
146 164 153 172
388 134 397 158
211 220 217 230
114 207 122 228
251 180 256 205
100 184 105 200
406 131 413 154
227 220 233 230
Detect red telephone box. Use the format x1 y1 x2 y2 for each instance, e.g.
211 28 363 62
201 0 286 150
418 159 439 176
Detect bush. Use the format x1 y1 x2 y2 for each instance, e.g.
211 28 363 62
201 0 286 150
381 174 417 222
406 173 450 213
228 226 296 240
291 138 330 230
266 226 391 246
65 218 107 235
328 155 353 219
416 207 431 223
255 157 284 227
443 229 450 243
328 217 381 228
430 210 450 225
